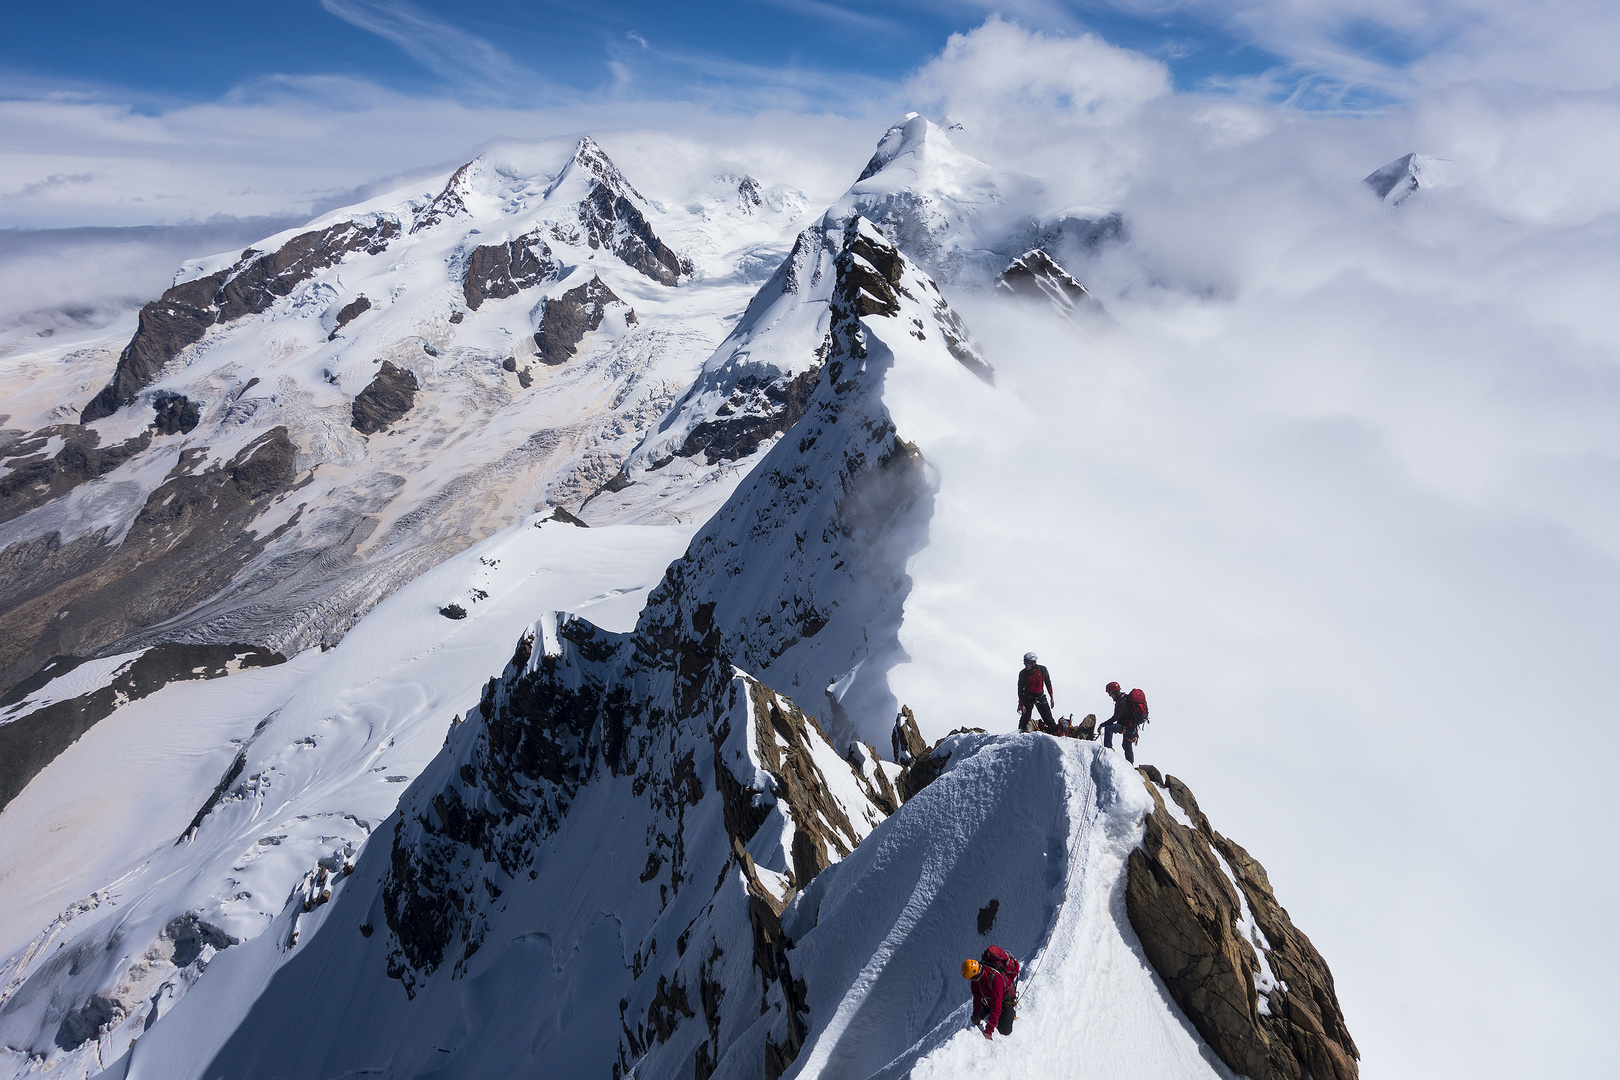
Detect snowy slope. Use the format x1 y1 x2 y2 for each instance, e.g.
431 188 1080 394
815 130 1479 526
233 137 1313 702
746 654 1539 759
785 734 1229 1080
0 514 695 1076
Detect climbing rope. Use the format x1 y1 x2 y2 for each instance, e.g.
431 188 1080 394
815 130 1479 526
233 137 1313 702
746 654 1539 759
1020 740 1098 993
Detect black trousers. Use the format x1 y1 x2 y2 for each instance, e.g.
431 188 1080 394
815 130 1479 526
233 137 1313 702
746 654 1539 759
1018 696 1054 733
1102 720 1138 763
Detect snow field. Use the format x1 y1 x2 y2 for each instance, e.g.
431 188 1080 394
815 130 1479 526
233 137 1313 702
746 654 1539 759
782 733 1230 1080
0 515 696 1074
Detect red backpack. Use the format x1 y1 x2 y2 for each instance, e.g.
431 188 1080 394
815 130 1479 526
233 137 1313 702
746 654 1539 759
981 945 1020 1019
1128 688 1149 723
981 945 1020 980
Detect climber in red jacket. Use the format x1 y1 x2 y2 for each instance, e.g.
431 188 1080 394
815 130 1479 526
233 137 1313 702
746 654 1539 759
1101 681 1149 764
1016 652 1055 734
963 945 1020 1038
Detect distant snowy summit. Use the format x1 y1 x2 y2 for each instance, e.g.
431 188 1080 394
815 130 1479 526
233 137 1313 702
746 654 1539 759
995 248 1109 322
1364 152 1446 207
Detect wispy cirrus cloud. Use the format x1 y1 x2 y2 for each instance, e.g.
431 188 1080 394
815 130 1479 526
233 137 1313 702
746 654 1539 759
756 0 905 35
317 0 546 100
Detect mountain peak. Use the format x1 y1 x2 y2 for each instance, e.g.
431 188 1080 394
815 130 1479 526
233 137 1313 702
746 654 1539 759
1364 152 1439 207
546 135 645 203
855 113 964 184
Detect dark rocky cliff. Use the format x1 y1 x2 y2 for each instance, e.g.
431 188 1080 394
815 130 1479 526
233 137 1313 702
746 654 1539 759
1128 765 1360 1080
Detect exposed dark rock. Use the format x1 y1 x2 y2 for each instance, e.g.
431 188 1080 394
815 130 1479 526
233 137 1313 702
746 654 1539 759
440 604 467 620
735 175 764 210
448 310 464 324
226 220 397 324
82 219 400 421
534 276 631 366
674 367 820 466
995 249 1108 319
516 366 533 389
54 995 119 1051
351 361 419 434
163 914 238 967
543 506 589 528
463 232 559 310
573 178 691 287
327 295 371 339
150 394 201 435
897 738 952 802
645 974 694 1043
0 642 283 813
890 703 927 764
78 271 227 423
0 425 153 525
834 218 993 385
502 357 517 372
0 427 303 703
745 680 862 888
1127 770 1359 1080
411 162 474 233
178 750 248 842
835 224 903 318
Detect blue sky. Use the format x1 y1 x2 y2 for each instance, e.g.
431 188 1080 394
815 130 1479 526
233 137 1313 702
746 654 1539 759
2 1 1400 110
1 0 1611 230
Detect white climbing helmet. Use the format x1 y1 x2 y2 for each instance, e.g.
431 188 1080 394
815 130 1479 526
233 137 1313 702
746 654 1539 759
1023 652 1038 663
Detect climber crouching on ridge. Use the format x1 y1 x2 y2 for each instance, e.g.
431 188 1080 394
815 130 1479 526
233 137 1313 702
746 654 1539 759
1101 681 1149 763
1016 652 1055 734
963 945 1020 1039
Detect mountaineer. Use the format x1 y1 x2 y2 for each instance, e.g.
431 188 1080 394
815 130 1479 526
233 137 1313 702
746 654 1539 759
1100 681 1149 763
963 945 1021 1039
1016 652 1055 734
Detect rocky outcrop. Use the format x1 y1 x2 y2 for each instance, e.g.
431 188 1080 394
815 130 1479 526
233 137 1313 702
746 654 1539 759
674 366 820 465
995 249 1108 319
890 704 927 764
410 161 474 233
462 232 560 310
350 361 419 434
81 219 400 422
0 425 153 525
534 275 633 366
0 426 304 699
1127 768 1360 1080
0 642 284 811
556 137 692 287
838 222 994 384
379 594 892 1077
327 295 371 339
151 394 201 435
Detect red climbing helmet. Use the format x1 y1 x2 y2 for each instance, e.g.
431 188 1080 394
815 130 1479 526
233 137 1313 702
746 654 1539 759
1105 681 1121 695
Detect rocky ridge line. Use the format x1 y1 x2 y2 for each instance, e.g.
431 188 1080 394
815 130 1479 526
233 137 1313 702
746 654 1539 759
80 220 400 422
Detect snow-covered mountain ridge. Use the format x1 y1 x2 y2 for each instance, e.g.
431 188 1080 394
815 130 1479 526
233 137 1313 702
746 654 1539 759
0 117 1362 1080
0 135 809 809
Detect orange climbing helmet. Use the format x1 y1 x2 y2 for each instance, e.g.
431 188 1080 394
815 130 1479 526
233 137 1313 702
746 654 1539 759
961 958 981 979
